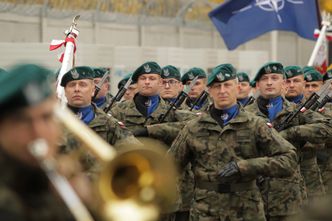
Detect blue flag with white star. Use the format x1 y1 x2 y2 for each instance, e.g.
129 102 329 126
209 0 320 50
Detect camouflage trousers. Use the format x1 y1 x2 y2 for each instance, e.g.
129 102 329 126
259 174 303 217
189 188 266 221
300 157 325 198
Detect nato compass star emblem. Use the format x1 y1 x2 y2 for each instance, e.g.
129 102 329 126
233 0 304 23
163 68 170 77
71 69 80 79
144 64 151 73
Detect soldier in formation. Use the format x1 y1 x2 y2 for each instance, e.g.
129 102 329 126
1 60 332 221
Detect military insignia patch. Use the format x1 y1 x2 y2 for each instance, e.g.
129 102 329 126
238 76 243 81
163 68 170 77
23 82 44 104
118 121 126 128
144 64 151 73
188 73 195 80
225 73 230 78
71 69 80 79
221 113 229 121
216 73 225 81
306 74 313 81
77 112 83 120
272 65 277 71
265 66 272 74
327 72 332 78
286 70 293 78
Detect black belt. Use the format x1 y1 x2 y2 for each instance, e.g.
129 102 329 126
196 180 256 193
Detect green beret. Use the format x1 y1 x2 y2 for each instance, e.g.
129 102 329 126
284 66 303 79
323 69 332 82
181 67 207 84
254 62 284 82
207 64 237 86
302 66 316 74
250 80 256 88
0 68 6 73
161 65 181 81
237 72 250 82
118 73 134 89
132 61 161 83
93 67 108 78
0 64 53 115
60 66 94 87
304 70 323 82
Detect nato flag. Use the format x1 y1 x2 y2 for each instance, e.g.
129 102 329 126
209 0 320 50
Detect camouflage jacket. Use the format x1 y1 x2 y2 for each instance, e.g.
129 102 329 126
96 93 113 112
61 105 140 177
110 95 194 131
245 97 332 216
182 97 211 113
245 97 332 148
0 149 74 221
169 108 297 218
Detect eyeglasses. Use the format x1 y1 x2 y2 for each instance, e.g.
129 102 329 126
162 80 179 86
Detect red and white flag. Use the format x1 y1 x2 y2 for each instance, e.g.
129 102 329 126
313 29 332 73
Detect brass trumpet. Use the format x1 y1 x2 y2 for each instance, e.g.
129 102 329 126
55 106 178 221
320 0 332 13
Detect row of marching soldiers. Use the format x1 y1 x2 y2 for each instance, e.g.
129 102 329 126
0 61 331 221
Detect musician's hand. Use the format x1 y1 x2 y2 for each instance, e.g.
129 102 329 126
218 161 241 184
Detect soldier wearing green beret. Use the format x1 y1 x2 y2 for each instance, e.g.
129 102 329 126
111 61 193 134
0 68 6 73
284 65 326 201
117 73 138 102
284 66 306 104
169 63 297 221
304 69 324 99
246 62 332 221
110 61 195 221
61 66 139 176
302 66 316 74
0 64 78 220
91 67 113 111
160 65 184 105
181 67 210 112
236 72 252 106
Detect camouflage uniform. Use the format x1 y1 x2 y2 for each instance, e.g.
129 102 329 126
0 149 74 221
288 97 326 199
317 104 332 193
62 105 139 178
246 98 332 219
97 93 113 112
111 96 193 133
169 107 297 221
183 97 210 113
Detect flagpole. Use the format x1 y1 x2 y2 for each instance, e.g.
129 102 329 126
270 31 278 61
308 19 331 66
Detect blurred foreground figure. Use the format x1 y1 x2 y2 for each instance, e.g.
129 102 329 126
0 64 76 221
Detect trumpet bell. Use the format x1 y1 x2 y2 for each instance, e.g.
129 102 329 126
320 0 332 13
98 138 178 221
